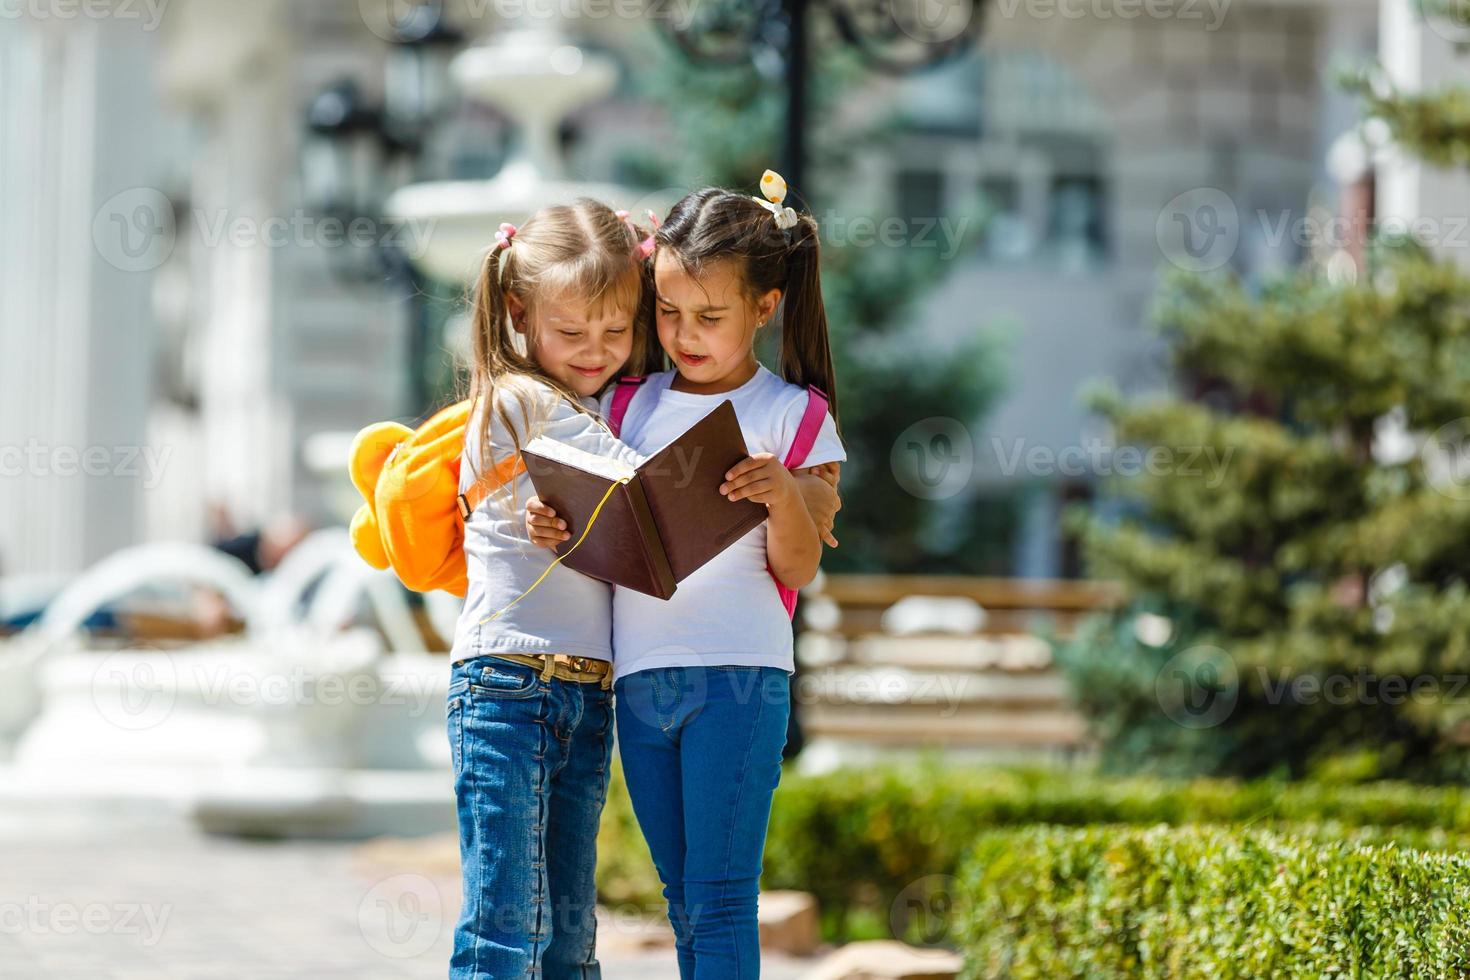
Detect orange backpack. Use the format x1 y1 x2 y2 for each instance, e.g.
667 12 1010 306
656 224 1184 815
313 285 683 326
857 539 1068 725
348 400 524 597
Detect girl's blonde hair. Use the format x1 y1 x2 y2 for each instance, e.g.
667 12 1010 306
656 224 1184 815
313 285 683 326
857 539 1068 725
462 197 659 485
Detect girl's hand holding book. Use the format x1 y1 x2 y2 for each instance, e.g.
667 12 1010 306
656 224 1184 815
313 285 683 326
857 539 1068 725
526 496 569 549
723 456 841 548
721 453 800 510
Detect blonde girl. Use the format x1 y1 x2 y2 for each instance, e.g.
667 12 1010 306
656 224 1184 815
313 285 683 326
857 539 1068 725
446 198 657 979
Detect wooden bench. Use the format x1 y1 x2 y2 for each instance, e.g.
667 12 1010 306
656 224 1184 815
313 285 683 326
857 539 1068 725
805 574 1122 641
794 575 1122 753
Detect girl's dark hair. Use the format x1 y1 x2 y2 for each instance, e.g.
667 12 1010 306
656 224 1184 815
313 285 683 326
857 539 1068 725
655 187 839 423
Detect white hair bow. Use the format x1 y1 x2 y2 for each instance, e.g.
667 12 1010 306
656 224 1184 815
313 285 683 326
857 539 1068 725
753 169 799 230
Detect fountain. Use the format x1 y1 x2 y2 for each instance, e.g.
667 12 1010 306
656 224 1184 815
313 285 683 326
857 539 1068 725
0 20 678 840
0 536 458 838
387 25 674 284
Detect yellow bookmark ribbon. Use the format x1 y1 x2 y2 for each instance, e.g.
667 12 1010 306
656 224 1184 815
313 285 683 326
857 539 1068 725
478 474 631 625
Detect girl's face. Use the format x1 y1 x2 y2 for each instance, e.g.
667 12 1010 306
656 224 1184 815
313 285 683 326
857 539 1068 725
512 292 635 398
654 254 780 394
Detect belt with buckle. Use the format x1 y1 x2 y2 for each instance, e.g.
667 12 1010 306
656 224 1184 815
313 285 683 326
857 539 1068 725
455 653 612 689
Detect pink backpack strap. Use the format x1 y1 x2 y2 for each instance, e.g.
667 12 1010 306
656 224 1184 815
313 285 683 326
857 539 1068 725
780 385 830 468
771 384 832 619
607 376 646 437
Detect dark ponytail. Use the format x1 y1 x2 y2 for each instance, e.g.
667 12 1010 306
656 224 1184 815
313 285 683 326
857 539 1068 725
657 184 840 426
779 213 838 422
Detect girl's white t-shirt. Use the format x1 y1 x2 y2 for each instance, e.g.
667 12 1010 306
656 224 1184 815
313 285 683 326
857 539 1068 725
600 365 846 681
449 376 647 664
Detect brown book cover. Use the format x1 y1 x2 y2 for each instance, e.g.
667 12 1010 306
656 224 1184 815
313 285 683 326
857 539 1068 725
520 400 767 599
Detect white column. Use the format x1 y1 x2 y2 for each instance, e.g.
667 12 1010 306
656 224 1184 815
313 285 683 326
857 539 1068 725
1379 0 1470 267
0 15 162 575
160 0 294 529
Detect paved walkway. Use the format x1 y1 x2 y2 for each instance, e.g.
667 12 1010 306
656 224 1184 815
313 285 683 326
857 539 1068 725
0 812 815 979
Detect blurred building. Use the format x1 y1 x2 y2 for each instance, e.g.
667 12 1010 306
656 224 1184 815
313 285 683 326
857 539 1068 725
0 0 1457 577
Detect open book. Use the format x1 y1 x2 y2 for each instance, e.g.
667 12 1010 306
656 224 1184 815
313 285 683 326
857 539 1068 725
520 399 767 599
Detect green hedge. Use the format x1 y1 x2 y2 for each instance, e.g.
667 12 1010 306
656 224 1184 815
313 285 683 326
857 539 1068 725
957 824 1470 978
600 762 1470 940
758 764 1470 939
596 760 662 911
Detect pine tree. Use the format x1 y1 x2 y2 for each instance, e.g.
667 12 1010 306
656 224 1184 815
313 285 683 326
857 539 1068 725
1058 68 1470 781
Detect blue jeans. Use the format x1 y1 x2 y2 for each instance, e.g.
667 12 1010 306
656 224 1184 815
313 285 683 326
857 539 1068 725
446 656 614 979
614 666 791 979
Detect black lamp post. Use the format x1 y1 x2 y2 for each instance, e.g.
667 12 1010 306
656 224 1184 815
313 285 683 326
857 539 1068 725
304 79 386 227
301 4 463 283
660 0 985 762
384 11 464 156
661 0 986 202
302 3 463 407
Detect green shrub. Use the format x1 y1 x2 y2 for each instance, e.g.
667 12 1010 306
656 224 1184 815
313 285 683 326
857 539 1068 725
758 763 1470 939
595 761 663 911
957 824 1470 978
601 761 1470 942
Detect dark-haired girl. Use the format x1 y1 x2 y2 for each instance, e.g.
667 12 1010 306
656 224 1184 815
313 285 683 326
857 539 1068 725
535 170 846 978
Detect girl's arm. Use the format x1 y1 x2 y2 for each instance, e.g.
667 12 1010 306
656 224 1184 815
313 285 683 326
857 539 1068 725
721 454 822 589
507 381 648 547
502 382 647 468
789 463 841 547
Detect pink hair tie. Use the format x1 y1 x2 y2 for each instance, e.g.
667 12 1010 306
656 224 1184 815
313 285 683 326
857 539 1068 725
494 222 517 251
637 209 661 258
613 208 656 258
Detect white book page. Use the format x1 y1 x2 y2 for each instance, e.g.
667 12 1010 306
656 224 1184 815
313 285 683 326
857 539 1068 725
524 435 636 482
